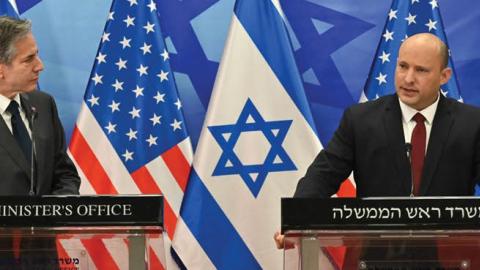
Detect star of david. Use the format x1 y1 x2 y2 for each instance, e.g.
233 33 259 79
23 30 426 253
208 99 296 197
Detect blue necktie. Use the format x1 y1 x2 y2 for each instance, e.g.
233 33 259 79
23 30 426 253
6 101 32 164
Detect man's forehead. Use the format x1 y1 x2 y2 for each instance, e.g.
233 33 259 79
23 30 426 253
399 42 440 58
397 58 431 68
14 34 37 55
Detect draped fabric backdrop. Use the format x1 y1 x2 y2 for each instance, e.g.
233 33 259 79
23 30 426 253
6 0 479 150
2 0 480 269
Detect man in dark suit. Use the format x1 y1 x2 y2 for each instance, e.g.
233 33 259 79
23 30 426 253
294 33 480 198
0 16 80 196
0 16 80 269
275 33 480 267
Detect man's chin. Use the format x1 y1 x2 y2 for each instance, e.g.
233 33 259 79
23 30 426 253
399 95 422 108
23 87 38 93
399 95 416 104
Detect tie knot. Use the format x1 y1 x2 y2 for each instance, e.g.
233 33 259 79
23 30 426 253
412 113 425 124
6 101 20 116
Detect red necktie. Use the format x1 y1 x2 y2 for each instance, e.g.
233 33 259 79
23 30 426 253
411 113 426 196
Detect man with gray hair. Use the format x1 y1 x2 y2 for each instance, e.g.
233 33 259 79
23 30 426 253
0 16 80 269
0 16 79 195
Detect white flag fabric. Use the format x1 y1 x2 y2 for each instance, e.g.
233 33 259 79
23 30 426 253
173 0 321 269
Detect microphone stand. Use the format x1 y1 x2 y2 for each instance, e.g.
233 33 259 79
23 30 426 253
28 107 37 196
405 143 414 197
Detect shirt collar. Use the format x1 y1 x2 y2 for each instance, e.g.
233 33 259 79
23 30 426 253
399 94 439 125
0 94 22 115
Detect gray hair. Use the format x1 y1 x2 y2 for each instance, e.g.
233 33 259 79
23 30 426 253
0 16 32 64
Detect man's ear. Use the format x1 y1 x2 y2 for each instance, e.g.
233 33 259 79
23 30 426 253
0 64 5 79
440 67 452 85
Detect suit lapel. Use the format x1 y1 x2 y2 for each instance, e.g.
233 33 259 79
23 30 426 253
420 95 453 195
383 95 412 194
0 109 30 177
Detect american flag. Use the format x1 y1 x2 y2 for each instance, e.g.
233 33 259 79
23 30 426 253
68 0 192 269
362 0 461 102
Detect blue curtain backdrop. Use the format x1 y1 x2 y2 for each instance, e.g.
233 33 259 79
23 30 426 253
18 0 480 148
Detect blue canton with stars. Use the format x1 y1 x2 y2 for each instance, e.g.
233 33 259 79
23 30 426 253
208 99 296 198
84 0 188 172
364 0 461 101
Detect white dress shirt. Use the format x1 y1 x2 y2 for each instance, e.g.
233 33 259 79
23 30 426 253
0 94 32 138
399 94 439 154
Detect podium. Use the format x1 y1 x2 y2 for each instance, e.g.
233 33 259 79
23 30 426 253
0 195 163 270
282 197 480 270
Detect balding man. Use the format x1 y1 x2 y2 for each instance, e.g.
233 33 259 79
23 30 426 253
295 33 480 198
276 33 480 267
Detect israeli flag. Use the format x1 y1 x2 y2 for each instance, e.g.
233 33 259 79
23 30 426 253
173 0 321 269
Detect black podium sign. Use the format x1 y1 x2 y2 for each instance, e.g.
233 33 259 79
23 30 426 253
282 197 480 232
0 195 163 227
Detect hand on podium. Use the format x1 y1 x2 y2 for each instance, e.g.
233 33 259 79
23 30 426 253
274 231 296 250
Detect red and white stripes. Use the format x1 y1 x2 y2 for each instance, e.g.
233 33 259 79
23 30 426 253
67 102 192 269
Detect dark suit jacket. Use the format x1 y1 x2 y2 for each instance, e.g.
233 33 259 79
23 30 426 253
295 94 480 198
0 91 80 195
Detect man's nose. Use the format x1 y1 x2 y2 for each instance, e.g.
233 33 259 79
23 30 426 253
34 56 44 72
404 69 414 83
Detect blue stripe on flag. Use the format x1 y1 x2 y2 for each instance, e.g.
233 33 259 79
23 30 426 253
0 1 19 17
16 0 42 14
234 0 317 134
181 169 261 269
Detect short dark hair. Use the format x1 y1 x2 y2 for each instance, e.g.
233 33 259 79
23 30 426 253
0 16 32 64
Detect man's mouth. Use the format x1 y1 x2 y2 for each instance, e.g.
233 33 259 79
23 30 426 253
401 87 417 93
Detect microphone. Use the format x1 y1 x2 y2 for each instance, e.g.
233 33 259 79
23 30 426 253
405 143 412 160
28 106 38 196
405 143 414 197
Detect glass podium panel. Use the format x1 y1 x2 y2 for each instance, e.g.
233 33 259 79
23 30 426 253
0 195 163 270
0 226 163 270
282 197 480 270
283 230 480 270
